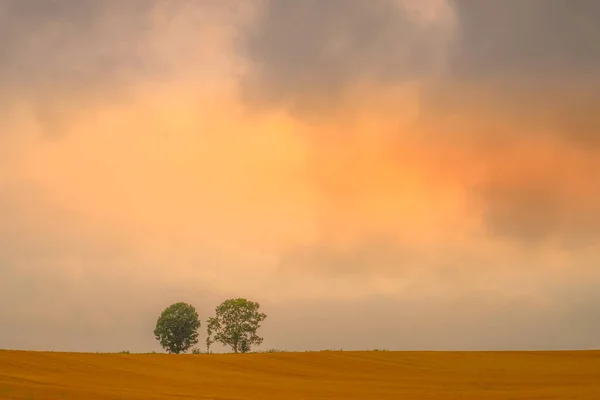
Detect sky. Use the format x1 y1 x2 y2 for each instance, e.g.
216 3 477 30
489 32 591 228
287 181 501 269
1 0 600 353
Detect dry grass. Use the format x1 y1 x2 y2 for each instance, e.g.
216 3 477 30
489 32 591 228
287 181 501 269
1 349 599 399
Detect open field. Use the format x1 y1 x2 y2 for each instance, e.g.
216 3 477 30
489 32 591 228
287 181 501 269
1 350 599 399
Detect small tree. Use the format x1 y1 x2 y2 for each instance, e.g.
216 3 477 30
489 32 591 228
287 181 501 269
154 302 201 354
206 298 267 353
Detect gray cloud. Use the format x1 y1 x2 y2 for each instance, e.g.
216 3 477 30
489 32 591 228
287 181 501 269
0 0 162 90
240 0 453 116
448 0 600 79
434 0 600 147
0 0 227 138
240 0 600 113
0 0 161 138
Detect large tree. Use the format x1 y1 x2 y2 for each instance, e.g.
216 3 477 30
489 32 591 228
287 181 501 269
154 302 201 354
206 298 267 353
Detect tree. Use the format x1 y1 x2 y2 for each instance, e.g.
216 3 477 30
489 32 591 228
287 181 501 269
206 298 267 353
154 302 201 354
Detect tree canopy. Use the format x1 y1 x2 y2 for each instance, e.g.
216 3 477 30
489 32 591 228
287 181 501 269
154 302 201 354
206 298 267 353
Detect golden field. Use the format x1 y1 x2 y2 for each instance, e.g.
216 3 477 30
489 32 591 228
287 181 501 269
1 349 599 399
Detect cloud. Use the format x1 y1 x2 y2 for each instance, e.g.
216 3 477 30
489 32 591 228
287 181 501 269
472 144 600 245
0 0 246 137
0 1 166 89
240 0 600 113
448 0 600 79
240 0 456 116
238 0 600 246
0 0 154 137
424 81 600 244
266 287 600 351
1 0 600 352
